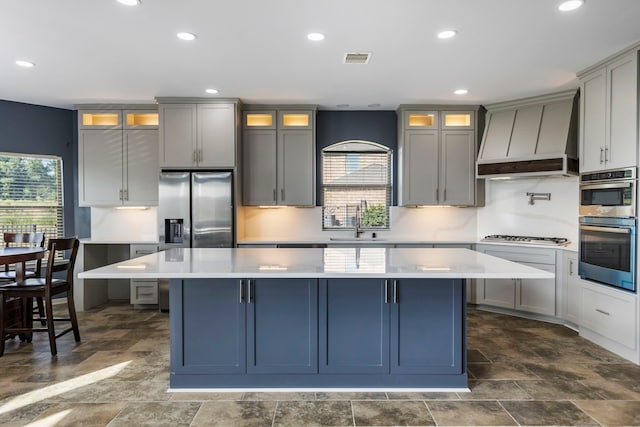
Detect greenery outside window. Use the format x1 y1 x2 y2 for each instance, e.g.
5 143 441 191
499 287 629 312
0 153 64 243
322 141 391 230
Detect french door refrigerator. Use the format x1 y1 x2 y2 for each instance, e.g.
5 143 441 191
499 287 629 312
158 171 234 309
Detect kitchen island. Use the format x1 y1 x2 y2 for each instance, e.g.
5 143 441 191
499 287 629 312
78 247 553 391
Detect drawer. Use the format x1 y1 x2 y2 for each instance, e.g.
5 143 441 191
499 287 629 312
131 280 158 304
581 284 637 349
130 244 159 259
484 248 555 265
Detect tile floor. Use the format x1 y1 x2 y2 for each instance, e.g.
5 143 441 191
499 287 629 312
0 302 639 426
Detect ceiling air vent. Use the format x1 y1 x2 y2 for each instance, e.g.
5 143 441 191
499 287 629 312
343 52 371 64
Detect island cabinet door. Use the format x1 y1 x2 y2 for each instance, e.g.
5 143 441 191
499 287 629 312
170 279 246 375
390 279 464 374
319 279 390 374
246 278 318 374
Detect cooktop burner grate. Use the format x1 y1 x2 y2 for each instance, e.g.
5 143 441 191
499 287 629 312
482 235 570 246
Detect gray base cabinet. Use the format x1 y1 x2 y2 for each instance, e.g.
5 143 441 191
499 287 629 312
170 277 467 388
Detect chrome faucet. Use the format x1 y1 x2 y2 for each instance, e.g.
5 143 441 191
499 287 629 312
354 205 362 238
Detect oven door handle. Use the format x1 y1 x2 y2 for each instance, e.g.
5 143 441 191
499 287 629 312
580 182 633 190
580 225 631 234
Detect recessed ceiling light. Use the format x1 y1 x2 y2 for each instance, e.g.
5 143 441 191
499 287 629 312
117 0 141 5
437 30 457 39
454 89 468 95
177 32 197 41
307 32 325 41
558 0 584 11
15 60 35 68
205 88 219 94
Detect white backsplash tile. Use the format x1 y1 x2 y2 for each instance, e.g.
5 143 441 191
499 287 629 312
90 207 158 242
477 176 579 242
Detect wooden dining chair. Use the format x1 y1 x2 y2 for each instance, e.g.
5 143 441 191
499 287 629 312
0 237 80 356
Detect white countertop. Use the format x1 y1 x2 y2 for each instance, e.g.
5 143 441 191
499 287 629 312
78 247 554 280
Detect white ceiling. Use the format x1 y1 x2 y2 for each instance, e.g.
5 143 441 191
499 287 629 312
2 0 640 110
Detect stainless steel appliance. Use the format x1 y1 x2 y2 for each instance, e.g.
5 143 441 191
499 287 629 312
579 167 636 217
578 216 636 292
481 235 570 246
158 171 234 309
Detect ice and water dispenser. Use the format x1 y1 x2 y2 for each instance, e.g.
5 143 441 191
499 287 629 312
164 218 184 244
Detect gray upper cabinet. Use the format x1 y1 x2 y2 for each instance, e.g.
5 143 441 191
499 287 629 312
157 99 239 169
398 106 484 207
77 106 159 207
242 107 316 206
579 50 638 172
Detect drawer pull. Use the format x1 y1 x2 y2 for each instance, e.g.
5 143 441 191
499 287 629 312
595 308 610 316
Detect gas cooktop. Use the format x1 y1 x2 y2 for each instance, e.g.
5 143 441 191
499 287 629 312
481 235 570 246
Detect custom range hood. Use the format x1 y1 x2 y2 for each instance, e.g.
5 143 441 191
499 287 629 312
476 89 579 179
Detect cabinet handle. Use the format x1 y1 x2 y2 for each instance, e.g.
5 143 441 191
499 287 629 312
569 259 574 275
239 280 244 303
604 147 609 162
119 189 123 200
393 280 398 304
595 308 610 316
435 189 439 202
443 189 447 201
193 150 197 163
123 189 128 200
600 147 604 164
273 189 277 201
248 279 254 304
199 149 203 163
384 280 389 304
281 188 285 201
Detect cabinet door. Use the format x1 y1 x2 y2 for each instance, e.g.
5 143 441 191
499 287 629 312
606 52 638 170
580 68 607 172
564 253 580 325
247 279 318 374
78 110 122 130
242 130 277 205
516 263 556 316
170 279 246 374
390 279 463 374
440 131 475 205
78 129 123 206
477 278 515 309
159 104 197 167
401 130 438 205
124 130 159 206
197 104 236 167
319 279 389 374
277 130 314 206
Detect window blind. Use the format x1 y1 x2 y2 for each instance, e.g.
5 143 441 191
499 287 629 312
0 153 64 244
322 148 391 229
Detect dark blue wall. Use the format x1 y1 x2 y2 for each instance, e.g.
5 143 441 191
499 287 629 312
316 111 398 205
0 99 88 237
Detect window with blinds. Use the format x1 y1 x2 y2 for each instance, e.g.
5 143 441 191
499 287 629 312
0 153 64 242
322 141 391 230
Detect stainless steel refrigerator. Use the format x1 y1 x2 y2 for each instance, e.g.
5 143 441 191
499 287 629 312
157 171 234 309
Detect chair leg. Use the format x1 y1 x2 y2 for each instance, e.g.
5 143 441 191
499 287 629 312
66 292 81 342
36 297 45 326
0 293 5 357
44 297 57 356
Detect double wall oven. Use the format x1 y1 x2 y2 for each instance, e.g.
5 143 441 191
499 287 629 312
579 168 637 292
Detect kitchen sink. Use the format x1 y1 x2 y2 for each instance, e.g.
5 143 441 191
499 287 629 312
329 237 387 242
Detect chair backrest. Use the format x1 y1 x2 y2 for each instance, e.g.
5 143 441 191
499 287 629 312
45 237 79 286
3 232 46 274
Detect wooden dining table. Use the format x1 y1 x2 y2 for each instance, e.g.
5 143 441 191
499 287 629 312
0 247 45 282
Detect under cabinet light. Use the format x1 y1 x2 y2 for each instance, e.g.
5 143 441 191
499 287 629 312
117 264 146 270
558 0 584 11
